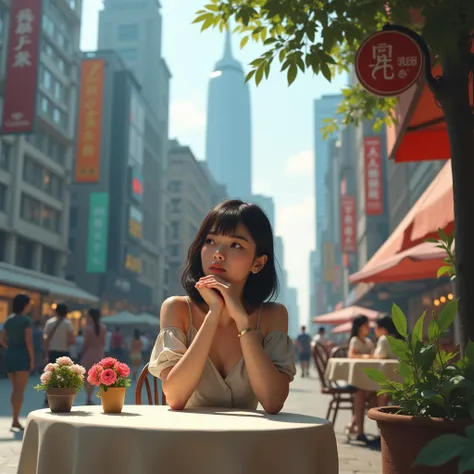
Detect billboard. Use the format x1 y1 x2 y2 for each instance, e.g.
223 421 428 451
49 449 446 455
75 59 105 183
86 192 109 273
340 195 357 253
1 0 43 134
128 205 143 240
364 136 384 215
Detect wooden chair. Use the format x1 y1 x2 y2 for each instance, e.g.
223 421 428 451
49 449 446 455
313 343 355 426
135 363 167 405
330 344 349 358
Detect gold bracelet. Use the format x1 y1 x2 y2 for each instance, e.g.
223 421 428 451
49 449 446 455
237 327 253 338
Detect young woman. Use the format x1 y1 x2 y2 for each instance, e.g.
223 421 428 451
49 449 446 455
80 309 106 404
149 200 296 413
373 315 402 359
1 294 34 431
347 315 377 444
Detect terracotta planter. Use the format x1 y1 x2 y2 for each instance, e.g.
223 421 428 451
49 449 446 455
100 387 126 413
46 388 77 413
368 406 474 474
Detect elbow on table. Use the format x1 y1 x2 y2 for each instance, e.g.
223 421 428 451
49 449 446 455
262 401 284 415
163 391 188 411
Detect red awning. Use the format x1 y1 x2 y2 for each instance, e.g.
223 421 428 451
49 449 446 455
351 162 453 280
331 320 376 335
313 306 380 325
349 242 448 284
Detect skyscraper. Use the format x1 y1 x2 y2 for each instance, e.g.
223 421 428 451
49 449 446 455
205 32 252 199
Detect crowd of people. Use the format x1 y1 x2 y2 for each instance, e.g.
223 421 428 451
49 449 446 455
0 294 153 430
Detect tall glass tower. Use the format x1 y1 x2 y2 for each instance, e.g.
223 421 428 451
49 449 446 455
205 32 252 199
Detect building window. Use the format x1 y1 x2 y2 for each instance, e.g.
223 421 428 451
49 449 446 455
170 244 179 257
118 24 138 41
170 222 179 239
168 180 182 192
118 49 138 61
0 143 11 171
69 207 77 229
170 199 180 213
16 237 34 270
41 246 57 275
0 183 7 211
23 156 63 200
42 205 61 233
21 194 42 225
38 93 68 131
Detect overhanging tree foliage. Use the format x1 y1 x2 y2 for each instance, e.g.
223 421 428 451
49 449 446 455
194 1 474 351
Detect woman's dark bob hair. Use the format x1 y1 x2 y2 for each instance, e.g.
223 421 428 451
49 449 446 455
180 199 279 308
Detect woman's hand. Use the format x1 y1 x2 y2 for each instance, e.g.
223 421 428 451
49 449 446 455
194 280 225 315
195 276 248 330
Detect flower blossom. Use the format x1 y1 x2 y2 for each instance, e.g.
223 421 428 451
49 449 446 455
100 368 117 386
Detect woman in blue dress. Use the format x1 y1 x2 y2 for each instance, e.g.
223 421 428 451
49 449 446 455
0 294 34 431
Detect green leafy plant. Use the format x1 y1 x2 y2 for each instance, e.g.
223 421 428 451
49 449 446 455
34 356 86 393
427 229 455 280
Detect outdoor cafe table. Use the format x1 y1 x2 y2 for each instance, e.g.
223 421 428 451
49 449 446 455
325 358 401 391
17 405 339 474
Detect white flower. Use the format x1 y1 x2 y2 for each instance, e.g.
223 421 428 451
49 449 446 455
71 364 86 376
56 356 73 366
40 372 52 384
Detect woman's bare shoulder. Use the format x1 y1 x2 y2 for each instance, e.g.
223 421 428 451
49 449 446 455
260 302 289 333
160 296 191 332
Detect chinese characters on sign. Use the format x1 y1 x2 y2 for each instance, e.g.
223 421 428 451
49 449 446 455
364 137 384 215
75 59 105 183
1 0 42 134
86 193 109 273
340 195 357 253
355 30 423 97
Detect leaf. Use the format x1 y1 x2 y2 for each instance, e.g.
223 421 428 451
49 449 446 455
465 340 474 363
287 63 297 85
386 336 410 361
459 450 474 474
465 425 474 439
240 36 249 48
245 69 256 83
437 266 453 278
412 311 426 348
320 61 332 82
391 304 408 338
428 319 440 342
255 64 265 85
363 368 387 384
413 434 468 467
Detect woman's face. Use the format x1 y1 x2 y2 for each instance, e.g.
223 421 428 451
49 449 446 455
375 325 387 338
359 322 370 337
200 223 267 284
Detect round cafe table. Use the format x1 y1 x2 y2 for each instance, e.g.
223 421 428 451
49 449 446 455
17 405 338 474
325 358 401 391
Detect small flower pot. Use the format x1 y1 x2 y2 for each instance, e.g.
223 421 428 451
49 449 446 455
46 388 77 413
100 387 126 414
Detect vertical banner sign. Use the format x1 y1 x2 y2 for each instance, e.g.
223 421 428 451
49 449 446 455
340 195 357 253
87 192 109 273
1 0 43 134
364 137 384 215
75 59 105 183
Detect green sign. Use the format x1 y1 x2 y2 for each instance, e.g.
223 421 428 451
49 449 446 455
86 192 109 273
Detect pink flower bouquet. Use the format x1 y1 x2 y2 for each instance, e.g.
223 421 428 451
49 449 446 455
34 356 86 392
87 357 131 393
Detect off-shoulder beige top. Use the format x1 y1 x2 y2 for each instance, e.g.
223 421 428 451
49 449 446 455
148 298 296 409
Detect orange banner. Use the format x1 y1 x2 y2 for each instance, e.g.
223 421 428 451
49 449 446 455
75 59 105 183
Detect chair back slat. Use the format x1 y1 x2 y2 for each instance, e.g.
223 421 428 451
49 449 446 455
313 343 330 389
135 363 166 405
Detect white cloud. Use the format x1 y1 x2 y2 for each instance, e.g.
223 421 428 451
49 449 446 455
170 97 206 134
276 196 315 325
285 149 314 175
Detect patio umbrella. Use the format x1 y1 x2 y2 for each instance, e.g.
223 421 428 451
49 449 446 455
312 306 380 325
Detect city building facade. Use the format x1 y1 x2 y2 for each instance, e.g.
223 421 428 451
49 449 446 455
166 139 227 297
205 32 251 199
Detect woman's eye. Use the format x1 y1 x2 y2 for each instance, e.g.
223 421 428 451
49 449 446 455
231 242 243 249
205 238 214 245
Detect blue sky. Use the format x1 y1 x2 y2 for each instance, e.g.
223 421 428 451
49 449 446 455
81 0 347 325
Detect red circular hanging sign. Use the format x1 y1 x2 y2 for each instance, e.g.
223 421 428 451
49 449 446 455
355 30 424 97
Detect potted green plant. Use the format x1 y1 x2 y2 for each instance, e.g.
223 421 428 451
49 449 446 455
365 231 474 473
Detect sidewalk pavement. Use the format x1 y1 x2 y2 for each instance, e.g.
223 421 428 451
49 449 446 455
0 370 382 473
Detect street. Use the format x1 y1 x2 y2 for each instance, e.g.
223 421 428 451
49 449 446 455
0 370 382 473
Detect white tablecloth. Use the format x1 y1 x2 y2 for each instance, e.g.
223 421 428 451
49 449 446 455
325 358 401 391
17 405 338 474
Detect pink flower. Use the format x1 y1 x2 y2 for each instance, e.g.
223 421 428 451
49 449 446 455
71 364 86 376
100 368 117 386
44 363 58 372
114 362 130 377
56 356 73 366
40 372 52 384
87 365 101 386
99 357 117 368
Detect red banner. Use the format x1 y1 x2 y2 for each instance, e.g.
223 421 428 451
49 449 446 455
364 137 384 215
340 195 357 253
1 0 42 134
